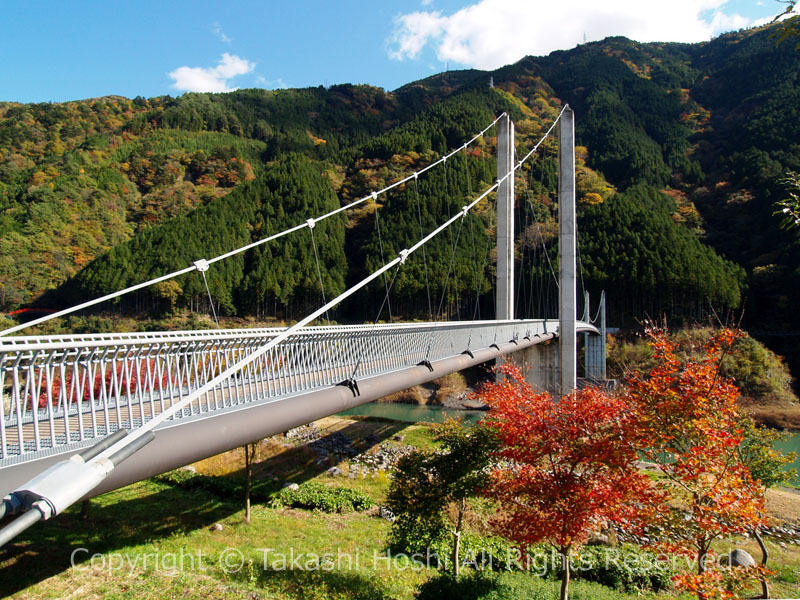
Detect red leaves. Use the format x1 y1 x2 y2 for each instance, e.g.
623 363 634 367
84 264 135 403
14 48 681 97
35 358 169 409
478 326 769 599
673 565 774 599
478 364 649 552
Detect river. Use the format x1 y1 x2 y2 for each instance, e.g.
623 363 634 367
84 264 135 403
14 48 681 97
339 401 800 485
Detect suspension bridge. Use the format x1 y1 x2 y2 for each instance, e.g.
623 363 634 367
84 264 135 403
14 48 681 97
0 106 605 545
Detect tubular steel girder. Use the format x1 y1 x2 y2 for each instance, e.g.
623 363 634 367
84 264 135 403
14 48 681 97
0 319 597 497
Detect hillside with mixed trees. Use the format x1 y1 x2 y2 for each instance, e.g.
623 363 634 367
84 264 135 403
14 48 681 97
1 23 799 377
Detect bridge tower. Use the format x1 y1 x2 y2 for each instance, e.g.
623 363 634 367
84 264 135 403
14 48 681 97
558 106 577 393
496 113 515 321
499 106 584 395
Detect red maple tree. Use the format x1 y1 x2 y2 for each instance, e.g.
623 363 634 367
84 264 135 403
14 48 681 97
478 364 651 600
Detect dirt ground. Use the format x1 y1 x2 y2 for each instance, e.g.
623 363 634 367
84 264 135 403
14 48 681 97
766 486 800 524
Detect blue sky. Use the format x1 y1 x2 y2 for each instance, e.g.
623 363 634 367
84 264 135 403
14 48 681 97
0 0 791 103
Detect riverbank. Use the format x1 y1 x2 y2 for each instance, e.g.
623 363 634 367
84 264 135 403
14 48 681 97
343 401 800 486
750 406 800 431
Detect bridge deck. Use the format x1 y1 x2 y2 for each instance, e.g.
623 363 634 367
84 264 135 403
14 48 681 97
2 319 587 469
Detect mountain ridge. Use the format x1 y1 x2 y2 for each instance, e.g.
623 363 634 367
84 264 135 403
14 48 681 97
1 25 798 382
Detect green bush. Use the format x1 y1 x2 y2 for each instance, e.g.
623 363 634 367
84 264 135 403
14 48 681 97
155 470 373 513
568 545 673 593
393 522 670 592
268 482 374 513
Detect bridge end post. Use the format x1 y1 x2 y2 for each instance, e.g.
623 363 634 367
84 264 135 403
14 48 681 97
584 291 607 381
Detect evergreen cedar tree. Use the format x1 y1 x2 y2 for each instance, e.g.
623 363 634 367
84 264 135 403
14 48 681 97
477 364 652 600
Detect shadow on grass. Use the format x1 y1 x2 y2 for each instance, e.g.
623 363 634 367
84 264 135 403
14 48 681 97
0 416 411 596
0 482 239 597
227 417 410 485
240 564 409 600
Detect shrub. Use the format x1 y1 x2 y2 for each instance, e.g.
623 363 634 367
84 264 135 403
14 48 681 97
566 545 673 593
268 482 374 513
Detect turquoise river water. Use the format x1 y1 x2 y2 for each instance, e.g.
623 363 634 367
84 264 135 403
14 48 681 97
339 401 800 485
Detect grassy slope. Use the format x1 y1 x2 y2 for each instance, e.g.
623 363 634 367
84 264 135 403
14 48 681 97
2 416 798 599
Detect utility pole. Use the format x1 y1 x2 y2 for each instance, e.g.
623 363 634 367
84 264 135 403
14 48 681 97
559 106 576 394
496 114 515 321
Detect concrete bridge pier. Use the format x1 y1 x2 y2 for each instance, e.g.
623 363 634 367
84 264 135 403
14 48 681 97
513 340 559 395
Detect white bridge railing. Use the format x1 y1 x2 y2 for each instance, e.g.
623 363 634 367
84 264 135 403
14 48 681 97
0 319 558 462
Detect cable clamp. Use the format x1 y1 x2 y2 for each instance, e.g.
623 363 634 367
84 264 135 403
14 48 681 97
490 343 500 351
462 349 474 359
194 259 210 273
306 218 316 230
399 249 410 264
417 359 434 372
371 191 377 202
413 172 418 180
338 378 360 397
461 206 469 218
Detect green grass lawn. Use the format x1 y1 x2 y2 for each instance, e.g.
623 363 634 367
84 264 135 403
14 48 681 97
1 417 798 600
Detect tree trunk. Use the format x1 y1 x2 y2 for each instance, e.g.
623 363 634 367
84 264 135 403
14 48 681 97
80 500 90 521
244 444 252 524
698 543 709 575
753 526 770 599
452 498 466 577
559 547 570 600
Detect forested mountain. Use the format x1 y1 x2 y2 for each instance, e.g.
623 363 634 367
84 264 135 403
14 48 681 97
2 23 799 375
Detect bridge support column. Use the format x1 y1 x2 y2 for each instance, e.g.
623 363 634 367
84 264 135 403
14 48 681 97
496 113 515 321
558 105 576 395
584 291 606 381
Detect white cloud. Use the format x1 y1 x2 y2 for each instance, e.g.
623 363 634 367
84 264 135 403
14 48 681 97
254 75 288 89
390 11 445 60
169 53 255 93
389 0 762 70
211 22 232 43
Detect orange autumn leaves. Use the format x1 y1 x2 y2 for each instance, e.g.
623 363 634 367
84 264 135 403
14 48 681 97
479 367 650 554
628 328 764 566
477 327 767 599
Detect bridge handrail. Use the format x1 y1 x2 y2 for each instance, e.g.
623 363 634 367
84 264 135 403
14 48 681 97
1 319 597 462
0 319 551 352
